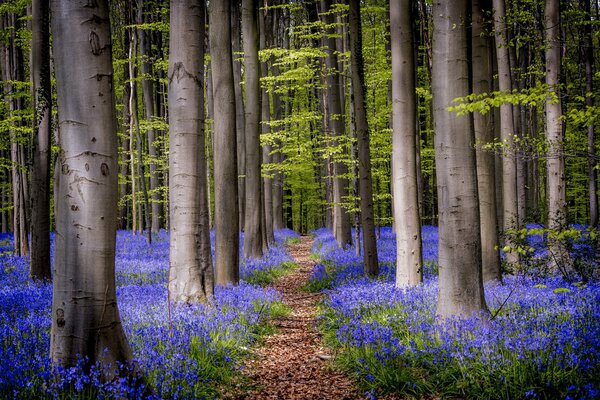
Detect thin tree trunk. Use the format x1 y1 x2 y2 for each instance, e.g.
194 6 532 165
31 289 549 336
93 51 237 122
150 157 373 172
231 1 246 231
168 0 213 303
242 0 264 259
30 0 52 280
129 29 152 243
210 0 240 285
321 0 351 248
390 0 423 286
432 0 488 319
128 30 138 236
50 0 132 369
492 0 519 266
545 0 569 272
472 0 501 282
139 3 161 233
349 0 378 277
584 0 598 227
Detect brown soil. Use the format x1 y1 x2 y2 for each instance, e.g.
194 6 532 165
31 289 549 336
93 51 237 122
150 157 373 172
240 236 364 400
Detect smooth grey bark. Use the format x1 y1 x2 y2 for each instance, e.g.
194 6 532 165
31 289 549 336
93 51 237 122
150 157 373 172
321 0 351 248
472 0 501 282
271 64 285 231
492 0 519 266
210 0 240 285
242 0 264 259
168 0 214 303
139 2 161 233
232 1 246 231
50 0 132 369
584 0 598 227
390 0 423 286
349 0 378 277
30 0 52 280
432 0 488 319
260 6 275 247
545 0 569 268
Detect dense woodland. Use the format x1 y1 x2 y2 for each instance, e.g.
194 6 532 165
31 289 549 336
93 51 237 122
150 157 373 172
1 0 600 398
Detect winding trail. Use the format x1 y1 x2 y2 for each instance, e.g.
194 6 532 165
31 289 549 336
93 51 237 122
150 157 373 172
243 236 362 400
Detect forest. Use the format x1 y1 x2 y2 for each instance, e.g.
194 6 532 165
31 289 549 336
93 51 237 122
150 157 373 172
1 0 599 399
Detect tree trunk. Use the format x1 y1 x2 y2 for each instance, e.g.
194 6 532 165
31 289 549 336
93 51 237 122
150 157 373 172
168 0 214 303
30 0 52 280
472 0 501 282
129 28 152 243
545 0 569 271
321 0 351 248
492 0 519 266
50 0 132 369
390 0 423 286
432 0 488 319
242 0 264 259
210 0 240 285
139 3 161 233
584 0 598 227
348 0 378 277
232 1 246 231
260 6 275 247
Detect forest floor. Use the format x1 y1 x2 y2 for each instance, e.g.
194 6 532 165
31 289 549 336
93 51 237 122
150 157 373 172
241 236 364 400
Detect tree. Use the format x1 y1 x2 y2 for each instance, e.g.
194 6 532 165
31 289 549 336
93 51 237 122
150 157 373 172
321 0 351 248
349 0 378 277
432 0 488 318
50 0 132 368
30 0 52 280
168 0 214 303
210 0 240 285
472 0 501 282
390 0 422 286
545 0 568 268
492 0 520 267
242 0 264 259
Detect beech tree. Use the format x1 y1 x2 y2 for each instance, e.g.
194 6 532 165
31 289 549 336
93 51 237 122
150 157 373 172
472 0 501 282
432 0 488 318
168 0 213 303
321 0 351 248
390 0 422 286
492 0 520 267
50 0 132 368
30 0 52 280
349 0 378 277
242 0 264 259
210 0 240 285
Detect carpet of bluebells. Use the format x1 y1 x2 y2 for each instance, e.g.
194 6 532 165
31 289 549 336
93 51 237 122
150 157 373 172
310 226 600 400
0 228 299 399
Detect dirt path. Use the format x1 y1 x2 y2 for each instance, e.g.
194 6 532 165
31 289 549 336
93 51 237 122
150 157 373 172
242 236 362 400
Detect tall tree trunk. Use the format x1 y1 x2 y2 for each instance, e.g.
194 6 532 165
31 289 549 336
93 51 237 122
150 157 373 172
168 0 213 303
492 0 519 266
139 2 161 233
584 0 598 227
30 0 52 280
129 28 152 243
271 64 285 231
260 5 275 247
545 0 569 271
472 0 501 282
232 1 246 231
321 0 351 248
210 0 240 285
50 0 132 369
432 0 488 319
348 0 378 277
128 29 138 236
242 0 264 259
390 0 422 286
